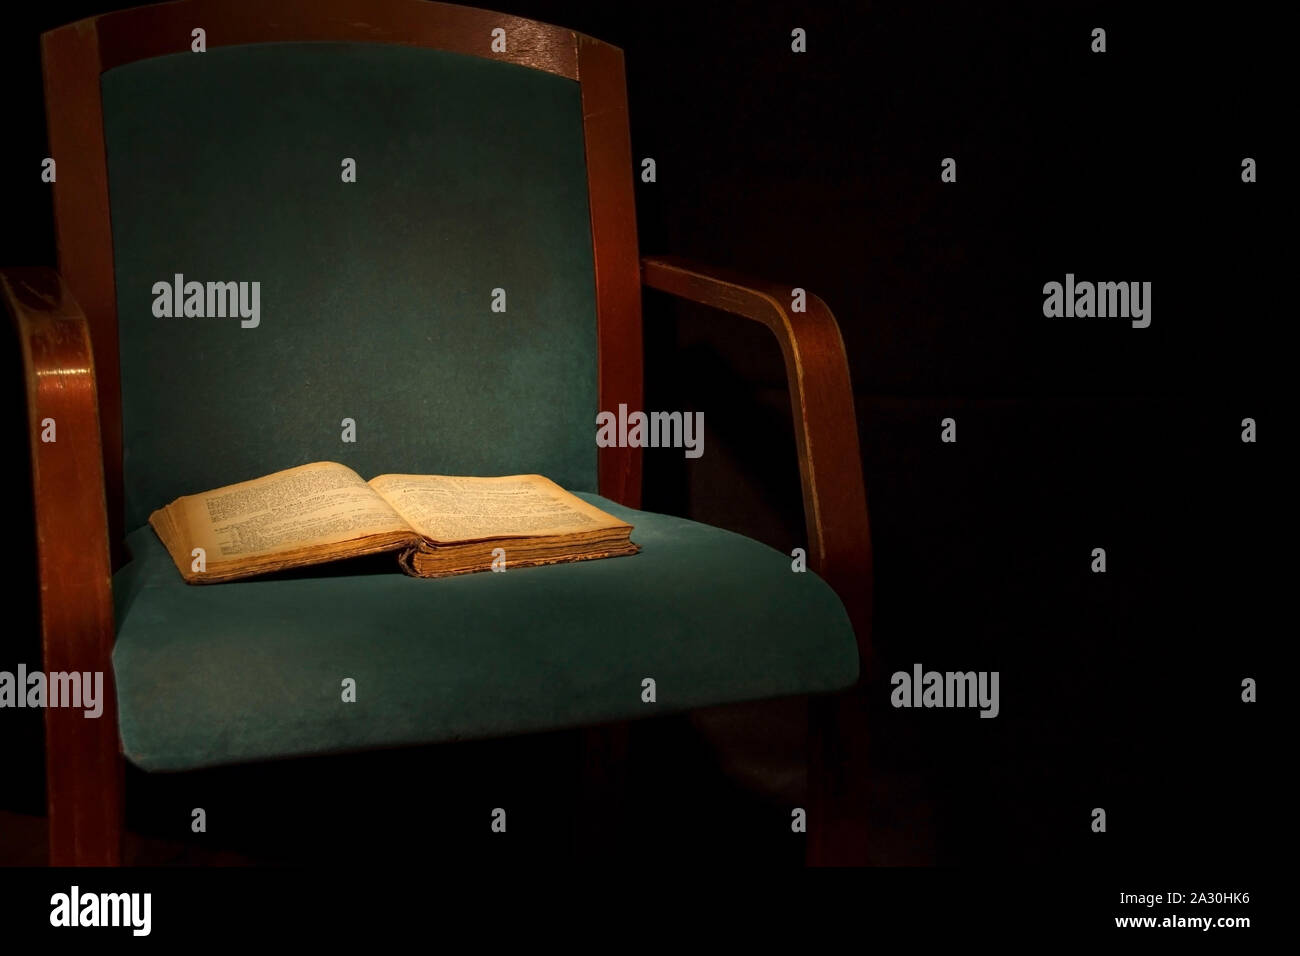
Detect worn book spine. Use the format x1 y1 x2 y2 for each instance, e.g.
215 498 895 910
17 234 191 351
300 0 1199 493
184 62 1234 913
397 543 640 578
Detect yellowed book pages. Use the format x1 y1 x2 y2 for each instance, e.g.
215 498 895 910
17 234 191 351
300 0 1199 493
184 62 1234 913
150 462 637 584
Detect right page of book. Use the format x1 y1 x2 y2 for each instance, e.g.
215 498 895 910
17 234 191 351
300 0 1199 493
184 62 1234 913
366 474 629 544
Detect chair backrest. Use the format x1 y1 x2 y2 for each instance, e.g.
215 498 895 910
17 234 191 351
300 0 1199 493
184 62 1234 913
42 0 643 545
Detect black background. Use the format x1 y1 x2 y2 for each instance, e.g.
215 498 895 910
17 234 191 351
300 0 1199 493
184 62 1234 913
0 0 1277 874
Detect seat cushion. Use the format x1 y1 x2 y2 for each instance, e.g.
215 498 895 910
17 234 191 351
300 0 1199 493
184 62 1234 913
111 494 859 772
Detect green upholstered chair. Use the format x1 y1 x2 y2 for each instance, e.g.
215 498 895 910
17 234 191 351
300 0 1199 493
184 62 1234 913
5 0 871 865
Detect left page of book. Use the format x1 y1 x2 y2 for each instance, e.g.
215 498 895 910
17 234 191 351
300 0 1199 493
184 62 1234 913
149 461 421 583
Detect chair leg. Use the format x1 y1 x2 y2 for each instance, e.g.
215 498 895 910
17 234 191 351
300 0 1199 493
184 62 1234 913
806 693 870 866
577 723 630 861
45 703 123 866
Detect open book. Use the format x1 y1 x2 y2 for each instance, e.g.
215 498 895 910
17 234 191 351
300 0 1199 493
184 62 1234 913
148 462 639 584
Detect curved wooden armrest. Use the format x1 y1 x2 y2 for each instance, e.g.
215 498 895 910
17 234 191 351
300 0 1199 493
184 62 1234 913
640 255 872 664
2 266 121 864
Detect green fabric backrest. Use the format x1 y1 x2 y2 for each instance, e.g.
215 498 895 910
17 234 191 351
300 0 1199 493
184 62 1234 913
101 42 599 530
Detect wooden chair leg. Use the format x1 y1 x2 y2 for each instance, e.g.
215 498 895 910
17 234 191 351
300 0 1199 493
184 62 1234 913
806 693 870 866
577 723 630 860
45 702 123 865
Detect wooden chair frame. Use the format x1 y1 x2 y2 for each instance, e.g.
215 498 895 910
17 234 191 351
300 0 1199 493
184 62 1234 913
4 0 872 866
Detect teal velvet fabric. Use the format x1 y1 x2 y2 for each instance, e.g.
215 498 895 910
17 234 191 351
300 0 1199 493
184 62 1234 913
111 495 859 772
101 43 599 531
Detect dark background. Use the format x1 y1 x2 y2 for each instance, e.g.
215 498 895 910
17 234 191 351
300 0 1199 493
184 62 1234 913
0 0 1276 869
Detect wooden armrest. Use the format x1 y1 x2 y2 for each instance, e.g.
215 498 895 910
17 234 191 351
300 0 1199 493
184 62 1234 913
640 255 872 663
2 266 121 863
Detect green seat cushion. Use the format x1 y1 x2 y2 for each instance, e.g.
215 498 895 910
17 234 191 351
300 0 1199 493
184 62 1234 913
111 495 859 772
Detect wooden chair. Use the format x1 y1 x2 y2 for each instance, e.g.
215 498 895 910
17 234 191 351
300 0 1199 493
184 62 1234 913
4 0 872 866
